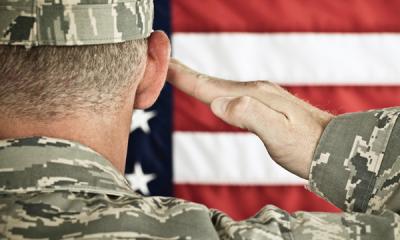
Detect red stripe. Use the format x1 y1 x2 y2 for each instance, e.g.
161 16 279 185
172 0 400 33
173 88 243 132
174 86 400 131
174 184 340 220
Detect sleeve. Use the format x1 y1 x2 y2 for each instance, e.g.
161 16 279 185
208 107 400 240
5 108 399 240
309 107 400 214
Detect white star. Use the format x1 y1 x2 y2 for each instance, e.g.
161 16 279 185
130 110 157 133
126 162 156 195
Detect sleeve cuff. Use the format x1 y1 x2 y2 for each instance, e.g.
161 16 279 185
308 108 400 213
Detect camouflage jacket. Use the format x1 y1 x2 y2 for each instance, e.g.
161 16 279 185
0 108 399 239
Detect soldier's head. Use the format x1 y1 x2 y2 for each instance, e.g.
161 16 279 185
0 0 170 120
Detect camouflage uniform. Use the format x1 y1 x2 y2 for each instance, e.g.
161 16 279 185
0 108 399 239
0 0 153 47
1 0 399 239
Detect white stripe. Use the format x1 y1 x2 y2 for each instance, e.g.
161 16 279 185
172 33 400 85
173 132 306 185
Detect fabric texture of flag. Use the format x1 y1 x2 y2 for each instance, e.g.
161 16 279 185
125 0 400 220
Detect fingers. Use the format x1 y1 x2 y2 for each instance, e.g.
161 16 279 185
168 59 243 104
211 96 287 137
168 59 293 116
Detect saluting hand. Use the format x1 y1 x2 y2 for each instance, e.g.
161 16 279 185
167 59 334 179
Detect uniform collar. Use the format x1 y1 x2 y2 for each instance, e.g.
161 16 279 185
0 137 136 197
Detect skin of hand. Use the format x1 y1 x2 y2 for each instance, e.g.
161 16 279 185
167 59 334 179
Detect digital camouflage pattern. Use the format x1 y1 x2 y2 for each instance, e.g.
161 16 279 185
0 108 399 239
0 0 153 47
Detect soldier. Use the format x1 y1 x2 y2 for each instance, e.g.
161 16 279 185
0 0 398 239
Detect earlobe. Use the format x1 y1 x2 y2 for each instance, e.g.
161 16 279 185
134 31 171 109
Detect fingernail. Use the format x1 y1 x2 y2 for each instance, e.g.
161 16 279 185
211 97 231 116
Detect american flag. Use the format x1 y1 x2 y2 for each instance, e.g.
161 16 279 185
125 0 400 220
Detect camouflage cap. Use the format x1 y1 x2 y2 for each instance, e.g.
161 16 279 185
0 0 154 47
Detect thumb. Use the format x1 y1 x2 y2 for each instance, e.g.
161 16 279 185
211 96 285 134
210 96 259 131
210 97 233 117
211 96 248 129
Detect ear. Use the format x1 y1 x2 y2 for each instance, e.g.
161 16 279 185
134 31 171 109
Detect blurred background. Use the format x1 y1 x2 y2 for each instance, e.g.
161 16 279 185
125 0 400 220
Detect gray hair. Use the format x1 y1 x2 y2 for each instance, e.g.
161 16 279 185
0 40 147 120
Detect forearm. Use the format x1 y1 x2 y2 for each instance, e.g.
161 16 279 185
309 107 400 213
